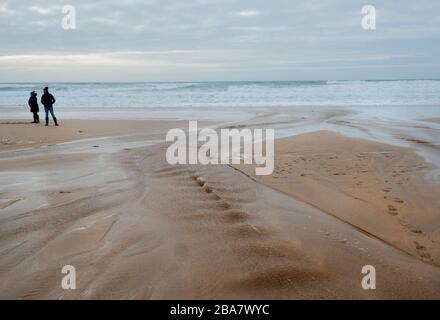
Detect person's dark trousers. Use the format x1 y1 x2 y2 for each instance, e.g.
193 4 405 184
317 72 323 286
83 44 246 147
32 112 39 123
44 106 58 126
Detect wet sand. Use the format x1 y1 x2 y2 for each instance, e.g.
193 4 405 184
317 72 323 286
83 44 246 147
235 131 440 266
0 118 440 299
0 120 190 151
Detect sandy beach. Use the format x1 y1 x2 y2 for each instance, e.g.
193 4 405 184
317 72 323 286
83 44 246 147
1 113 440 299
235 131 440 266
2 0 440 305
0 120 191 151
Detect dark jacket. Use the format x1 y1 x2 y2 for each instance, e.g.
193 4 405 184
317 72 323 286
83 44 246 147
41 93 56 108
28 96 39 113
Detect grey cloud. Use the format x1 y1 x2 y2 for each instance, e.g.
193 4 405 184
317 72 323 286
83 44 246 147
0 0 439 81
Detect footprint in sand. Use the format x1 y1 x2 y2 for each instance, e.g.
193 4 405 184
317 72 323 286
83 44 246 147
194 175 230 206
392 171 401 177
196 176 206 187
388 205 398 216
414 241 433 261
202 184 213 193
300 173 312 177
410 227 423 234
216 200 232 210
222 210 249 223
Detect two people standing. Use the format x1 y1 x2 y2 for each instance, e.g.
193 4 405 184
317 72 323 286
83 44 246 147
28 87 59 126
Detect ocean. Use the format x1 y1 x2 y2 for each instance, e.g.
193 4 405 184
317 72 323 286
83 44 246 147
1 80 440 120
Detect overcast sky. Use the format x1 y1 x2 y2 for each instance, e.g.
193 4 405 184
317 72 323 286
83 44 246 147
0 0 439 81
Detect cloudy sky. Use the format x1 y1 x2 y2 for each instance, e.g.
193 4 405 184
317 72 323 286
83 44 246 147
0 0 439 81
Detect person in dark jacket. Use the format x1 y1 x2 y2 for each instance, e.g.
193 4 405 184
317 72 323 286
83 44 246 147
28 91 40 123
41 86 58 126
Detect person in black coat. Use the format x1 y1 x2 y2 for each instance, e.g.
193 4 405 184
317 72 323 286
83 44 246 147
41 86 58 126
28 91 40 123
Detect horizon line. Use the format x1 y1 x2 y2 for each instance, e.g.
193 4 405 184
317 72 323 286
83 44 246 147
1 78 440 84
